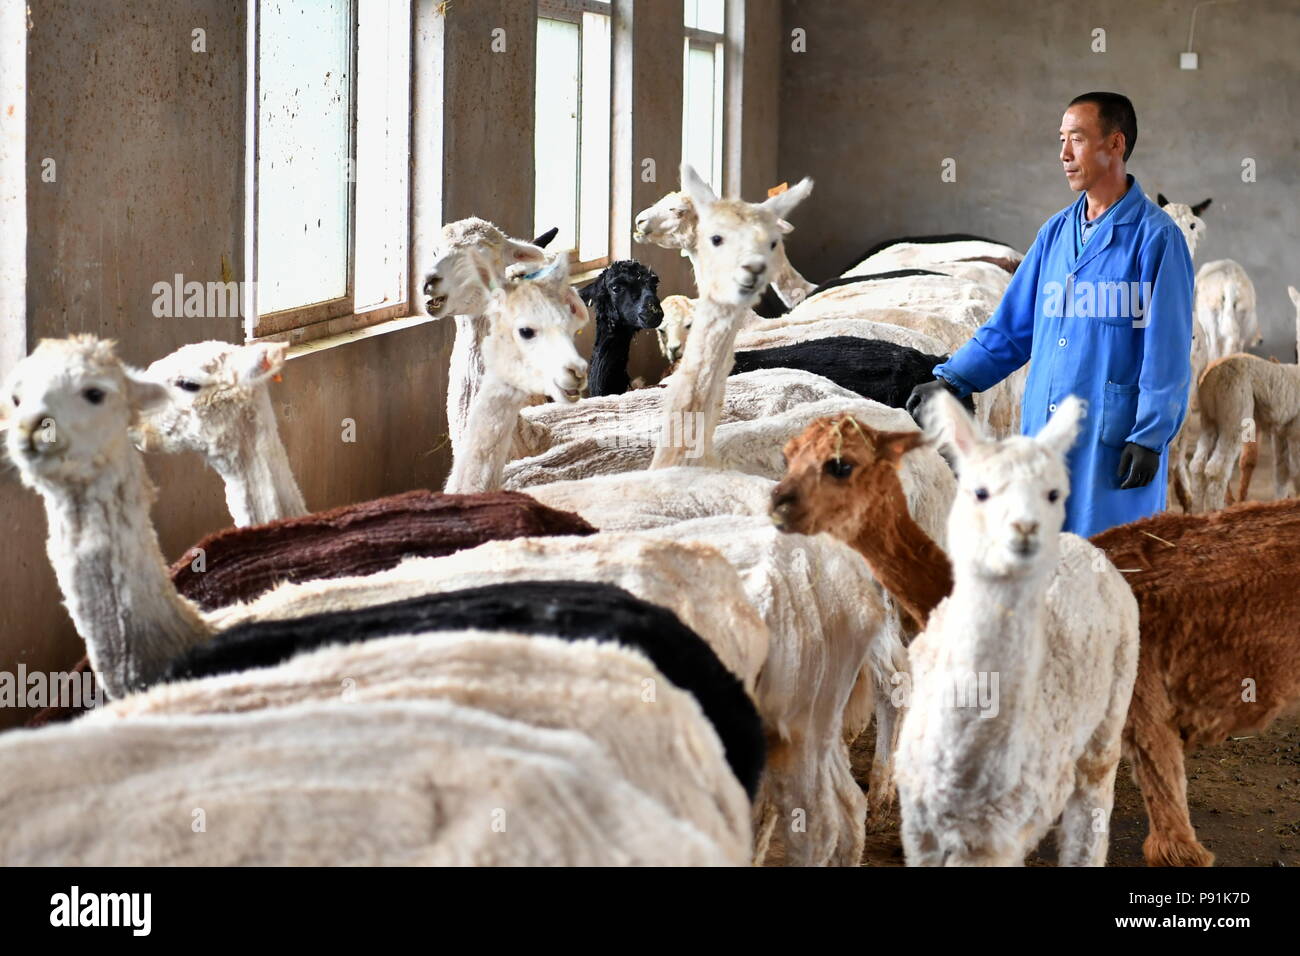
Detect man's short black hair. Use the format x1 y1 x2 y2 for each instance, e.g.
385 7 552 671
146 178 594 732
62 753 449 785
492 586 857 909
1068 92 1137 161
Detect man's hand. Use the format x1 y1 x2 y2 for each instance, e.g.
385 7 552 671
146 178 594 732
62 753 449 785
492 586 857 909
1117 442 1159 488
906 378 963 426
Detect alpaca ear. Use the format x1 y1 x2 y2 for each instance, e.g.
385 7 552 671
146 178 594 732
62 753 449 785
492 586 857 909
504 238 547 266
239 341 288 386
123 368 171 414
876 428 927 462
761 176 813 221
1191 198 1212 217
680 163 717 208
922 390 982 462
531 226 559 249
1035 394 1086 459
565 287 590 327
775 219 795 235
1156 193 1169 208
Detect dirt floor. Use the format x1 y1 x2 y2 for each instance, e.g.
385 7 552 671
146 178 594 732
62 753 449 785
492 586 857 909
851 436 1300 868
851 714 1300 867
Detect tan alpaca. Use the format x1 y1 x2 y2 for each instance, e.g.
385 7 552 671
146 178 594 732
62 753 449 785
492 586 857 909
135 340 307 526
1190 347 1300 511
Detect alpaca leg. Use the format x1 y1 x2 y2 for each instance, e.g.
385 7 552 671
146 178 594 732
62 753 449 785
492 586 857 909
1234 439 1259 503
1198 432 1236 512
1188 429 1215 512
865 685 901 831
1124 675 1214 867
1272 431 1292 500
1057 756 1121 866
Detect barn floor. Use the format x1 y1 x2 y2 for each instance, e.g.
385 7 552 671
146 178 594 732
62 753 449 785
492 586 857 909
849 437 1300 868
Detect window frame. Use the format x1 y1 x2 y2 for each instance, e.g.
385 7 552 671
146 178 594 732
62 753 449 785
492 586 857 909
536 0 614 276
249 0 415 344
682 9 727 197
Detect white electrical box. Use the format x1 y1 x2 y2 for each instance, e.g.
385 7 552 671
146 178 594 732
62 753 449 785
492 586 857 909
1180 52 1199 70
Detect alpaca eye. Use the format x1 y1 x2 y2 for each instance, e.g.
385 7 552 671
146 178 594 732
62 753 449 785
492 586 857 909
519 327 535 339
1190 223 1197 229
974 487 990 501
770 240 777 250
83 387 105 405
710 235 723 246
824 459 853 479
1047 489 1060 503
175 379 202 393
10 394 18 407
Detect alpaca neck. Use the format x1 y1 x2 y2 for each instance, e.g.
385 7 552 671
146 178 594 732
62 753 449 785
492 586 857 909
769 244 816 309
37 445 211 698
849 480 953 631
930 565 1049 745
588 322 635 397
650 297 743 469
447 313 490 460
209 390 307 527
444 373 528 493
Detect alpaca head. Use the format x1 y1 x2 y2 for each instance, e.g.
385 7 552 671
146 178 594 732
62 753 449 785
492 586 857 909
923 391 1084 579
770 414 927 542
633 191 698 251
677 163 812 306
2 336 168 489
133 340 288 459
421 218 549 318
466 252 589 402
656 295 695 364
579 260 663 334
1156 194 1210 259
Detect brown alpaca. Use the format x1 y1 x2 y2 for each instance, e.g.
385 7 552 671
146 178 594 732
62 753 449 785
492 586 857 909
772 415 1300 867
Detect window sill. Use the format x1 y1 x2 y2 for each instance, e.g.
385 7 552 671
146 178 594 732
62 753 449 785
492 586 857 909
275 312 437 362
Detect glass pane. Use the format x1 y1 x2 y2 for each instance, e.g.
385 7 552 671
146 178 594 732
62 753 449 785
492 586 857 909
578 12 611 263
355 0 411 312
257 0 352 315
682 41 719 193
535 18 580 254
685 0 724 33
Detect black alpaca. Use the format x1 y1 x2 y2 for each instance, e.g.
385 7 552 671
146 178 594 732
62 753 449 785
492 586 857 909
579 260 664 396
731 336 976 414
162 579 766 798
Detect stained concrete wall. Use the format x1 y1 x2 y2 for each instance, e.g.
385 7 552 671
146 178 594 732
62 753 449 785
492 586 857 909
778 0 1300 358
0 0 781 728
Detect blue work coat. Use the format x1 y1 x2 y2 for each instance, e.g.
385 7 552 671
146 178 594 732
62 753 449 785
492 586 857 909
934 176 1195 538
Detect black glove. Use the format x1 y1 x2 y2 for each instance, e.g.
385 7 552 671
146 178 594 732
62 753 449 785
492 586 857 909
906 377 963 426
1117 442 1159 489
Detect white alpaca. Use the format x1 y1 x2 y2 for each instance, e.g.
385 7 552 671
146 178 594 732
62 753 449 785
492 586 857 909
91 630 755 863
1196 260 1261 360
845 238 1023 285
3 337 209 697
650 164 812 469
634 186 818 309
443 252 588 494
420 218 552 457
1 691 742 865
1156 194 1210 260
134 340 306 526
512 368 862 459
896 392 1138 866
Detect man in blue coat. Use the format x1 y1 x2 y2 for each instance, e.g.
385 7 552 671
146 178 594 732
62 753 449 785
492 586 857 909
906 92 1196 538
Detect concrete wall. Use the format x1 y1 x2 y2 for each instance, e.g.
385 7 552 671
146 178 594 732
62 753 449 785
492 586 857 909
1 0 780 728
778 0 1300 358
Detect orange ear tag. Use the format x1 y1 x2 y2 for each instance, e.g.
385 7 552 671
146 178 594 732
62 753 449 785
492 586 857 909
767 182 789 198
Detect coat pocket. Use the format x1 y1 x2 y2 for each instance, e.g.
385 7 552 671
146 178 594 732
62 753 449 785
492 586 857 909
1100 381 1140 448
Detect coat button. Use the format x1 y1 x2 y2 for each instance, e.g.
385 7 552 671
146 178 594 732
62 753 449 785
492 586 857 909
1058 337 1067 347
1049 403 1057 412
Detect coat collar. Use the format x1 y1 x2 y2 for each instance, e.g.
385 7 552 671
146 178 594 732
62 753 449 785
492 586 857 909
1068 174 1144 271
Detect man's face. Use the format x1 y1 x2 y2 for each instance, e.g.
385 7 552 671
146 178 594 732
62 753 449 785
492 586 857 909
1059 103 1123 192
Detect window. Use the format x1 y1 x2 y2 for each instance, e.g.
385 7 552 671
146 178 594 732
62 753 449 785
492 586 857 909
252 0 412 341
682 0 725 194
534 0 612 271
